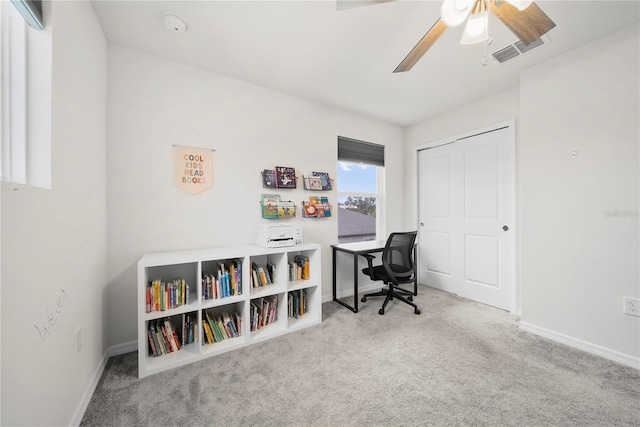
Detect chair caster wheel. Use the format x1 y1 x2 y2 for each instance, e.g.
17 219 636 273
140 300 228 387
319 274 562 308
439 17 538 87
361 297 367 302
408 296 413 301
414 308 421 315
378 309 385 315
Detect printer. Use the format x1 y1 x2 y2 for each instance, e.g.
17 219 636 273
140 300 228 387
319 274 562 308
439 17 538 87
256 224 303 248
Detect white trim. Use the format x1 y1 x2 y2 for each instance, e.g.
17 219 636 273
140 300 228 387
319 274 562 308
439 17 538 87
69 340 137 427
519 321 640 370
413 119 517 152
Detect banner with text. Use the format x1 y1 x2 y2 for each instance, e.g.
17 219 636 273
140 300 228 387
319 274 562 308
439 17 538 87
174 145 214 195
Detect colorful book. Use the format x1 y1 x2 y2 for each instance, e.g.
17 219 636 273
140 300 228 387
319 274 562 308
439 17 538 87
305 175 323 190
261 193 280 218
312 171 332 190
275 166 296 188
262 169 277 188
321 196 331 217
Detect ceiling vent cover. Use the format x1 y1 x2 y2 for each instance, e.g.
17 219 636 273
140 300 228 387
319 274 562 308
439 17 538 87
492 35 550 64
492 45 520 63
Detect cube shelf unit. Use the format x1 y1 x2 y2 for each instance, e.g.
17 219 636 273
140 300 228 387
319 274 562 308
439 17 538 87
137 243 321 378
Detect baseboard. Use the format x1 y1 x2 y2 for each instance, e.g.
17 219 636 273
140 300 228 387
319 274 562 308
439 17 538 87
69 340 137 426
106 340 138 357
519 321 640 370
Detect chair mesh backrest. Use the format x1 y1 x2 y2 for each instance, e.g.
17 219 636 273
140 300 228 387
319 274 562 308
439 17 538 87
383 232 417 279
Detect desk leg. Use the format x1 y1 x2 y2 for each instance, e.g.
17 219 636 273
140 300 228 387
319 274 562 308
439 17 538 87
332 248 358 313
332 247 337 301
353 253 359 313
413 245 418 296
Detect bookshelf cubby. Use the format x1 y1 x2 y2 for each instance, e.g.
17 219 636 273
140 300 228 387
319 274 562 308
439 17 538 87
137 243 321 378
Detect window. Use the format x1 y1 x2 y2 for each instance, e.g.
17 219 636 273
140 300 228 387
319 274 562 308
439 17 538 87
0 0 51 189
337 136 385 244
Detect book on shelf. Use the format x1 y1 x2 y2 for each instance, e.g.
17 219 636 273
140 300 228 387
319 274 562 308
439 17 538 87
182 313 195 347
288 289 308 319
290 255 310 281
148 318 182 357
262 169 277 188
202 309 242 345
312 171 332 190
251 261 275 287
266 262 276 283
146 278 189 313
250 295 278 331
202 259 243 300
275 166 296 189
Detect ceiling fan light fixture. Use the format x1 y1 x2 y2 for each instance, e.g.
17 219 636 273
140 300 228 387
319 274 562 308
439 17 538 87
441 0 473 27
504 0 533 11
460 9 489 45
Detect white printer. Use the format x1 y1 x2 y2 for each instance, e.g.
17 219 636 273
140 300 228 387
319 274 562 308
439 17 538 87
256 224 303 248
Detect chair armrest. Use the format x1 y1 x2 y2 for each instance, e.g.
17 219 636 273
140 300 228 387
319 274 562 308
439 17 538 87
360 253 377 278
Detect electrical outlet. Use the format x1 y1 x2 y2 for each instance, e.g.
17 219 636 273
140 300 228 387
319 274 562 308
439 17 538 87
623 297 640 317
74 327 82 356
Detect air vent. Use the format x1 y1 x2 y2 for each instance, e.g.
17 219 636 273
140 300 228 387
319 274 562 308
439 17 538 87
515 37 545 54
492 45 520 63
491 35 550 64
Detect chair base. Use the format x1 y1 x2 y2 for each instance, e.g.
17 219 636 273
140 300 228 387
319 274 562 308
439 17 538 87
361 284 420 315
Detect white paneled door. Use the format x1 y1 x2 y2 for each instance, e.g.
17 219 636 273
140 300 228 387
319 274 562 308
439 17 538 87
417 124 515 311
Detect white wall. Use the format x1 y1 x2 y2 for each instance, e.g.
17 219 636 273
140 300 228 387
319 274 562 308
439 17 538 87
405 24 639 365
0 2 107 426
404 87 520 228
106 45 405 347
518 24 639 363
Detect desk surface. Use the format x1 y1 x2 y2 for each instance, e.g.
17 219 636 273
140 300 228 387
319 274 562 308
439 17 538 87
331 240 386 254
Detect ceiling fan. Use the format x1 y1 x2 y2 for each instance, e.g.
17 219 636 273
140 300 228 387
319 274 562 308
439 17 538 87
338 0 556 72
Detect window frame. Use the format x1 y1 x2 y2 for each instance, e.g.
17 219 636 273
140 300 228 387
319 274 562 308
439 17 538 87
0 0 51 189
336 160 385 243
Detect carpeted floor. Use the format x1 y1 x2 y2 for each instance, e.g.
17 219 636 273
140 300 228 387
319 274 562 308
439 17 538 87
81 287 640 426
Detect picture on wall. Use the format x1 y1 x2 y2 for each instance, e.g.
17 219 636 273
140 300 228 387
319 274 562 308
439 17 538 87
174 145 214 195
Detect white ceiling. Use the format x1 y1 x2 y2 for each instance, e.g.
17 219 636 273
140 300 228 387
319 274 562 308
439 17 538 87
90 0 640 126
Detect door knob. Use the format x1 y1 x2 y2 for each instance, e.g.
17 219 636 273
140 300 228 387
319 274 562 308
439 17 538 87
503 225 509 231
420 222 424 226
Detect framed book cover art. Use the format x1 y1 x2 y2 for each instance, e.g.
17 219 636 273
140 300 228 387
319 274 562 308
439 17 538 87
275 166 296 189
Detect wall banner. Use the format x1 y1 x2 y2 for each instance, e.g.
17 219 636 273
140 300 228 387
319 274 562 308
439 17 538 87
174 145 214 195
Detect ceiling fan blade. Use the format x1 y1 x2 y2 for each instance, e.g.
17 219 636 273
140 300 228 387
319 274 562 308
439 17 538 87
394 18 448 73
337 0 396 11
491 0 556 45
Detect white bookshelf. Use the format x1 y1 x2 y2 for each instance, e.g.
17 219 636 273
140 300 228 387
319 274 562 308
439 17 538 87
137 243 321 378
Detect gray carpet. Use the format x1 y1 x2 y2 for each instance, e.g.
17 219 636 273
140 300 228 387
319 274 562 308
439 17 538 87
81 287 640 426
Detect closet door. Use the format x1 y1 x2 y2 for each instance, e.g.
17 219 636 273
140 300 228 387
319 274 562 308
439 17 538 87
418 125 515 311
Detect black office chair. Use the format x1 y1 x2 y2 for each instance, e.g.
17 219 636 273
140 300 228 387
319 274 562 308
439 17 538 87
360 231 420 315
